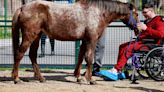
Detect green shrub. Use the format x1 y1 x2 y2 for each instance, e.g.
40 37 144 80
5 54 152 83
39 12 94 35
0 27 12 39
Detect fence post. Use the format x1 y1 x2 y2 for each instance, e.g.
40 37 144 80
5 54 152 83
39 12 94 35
75 41 80 66
4 0 7 38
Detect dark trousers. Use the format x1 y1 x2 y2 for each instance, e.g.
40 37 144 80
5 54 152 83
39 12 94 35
40 33 55 55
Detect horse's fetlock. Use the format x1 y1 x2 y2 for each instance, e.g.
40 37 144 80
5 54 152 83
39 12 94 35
90 80 97 85
77 76 84 83
14 78 22 84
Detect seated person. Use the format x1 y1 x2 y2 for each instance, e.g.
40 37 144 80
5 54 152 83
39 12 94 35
99 3 164 80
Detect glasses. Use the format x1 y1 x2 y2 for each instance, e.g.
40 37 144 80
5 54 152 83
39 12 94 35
142 10 150 14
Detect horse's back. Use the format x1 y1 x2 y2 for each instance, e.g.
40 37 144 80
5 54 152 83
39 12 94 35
17 1 84 24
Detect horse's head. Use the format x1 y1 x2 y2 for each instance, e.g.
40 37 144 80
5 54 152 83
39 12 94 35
121 3 139 34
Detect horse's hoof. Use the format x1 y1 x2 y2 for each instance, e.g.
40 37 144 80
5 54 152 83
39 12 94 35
34 75 46 83
14 79 22 84
77 77 84 84
40 79 46 83
39 77 46 83
90 80 97 85
77 78 82 83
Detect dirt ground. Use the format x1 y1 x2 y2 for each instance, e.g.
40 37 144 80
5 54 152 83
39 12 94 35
0 69 164 92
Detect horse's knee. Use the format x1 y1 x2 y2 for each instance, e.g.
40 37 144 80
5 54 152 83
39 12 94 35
85 51 94 62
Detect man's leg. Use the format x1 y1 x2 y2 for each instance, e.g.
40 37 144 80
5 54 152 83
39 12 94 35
50 38 55 55
93 33 105 75
39 33 47 57
98 42 133 80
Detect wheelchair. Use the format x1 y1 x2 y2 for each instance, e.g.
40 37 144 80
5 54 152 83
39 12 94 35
125 38 164 83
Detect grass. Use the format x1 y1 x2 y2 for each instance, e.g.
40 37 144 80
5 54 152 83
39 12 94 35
0 28 12 39
0 16 12 20
0 16 12 39
0 68 12 71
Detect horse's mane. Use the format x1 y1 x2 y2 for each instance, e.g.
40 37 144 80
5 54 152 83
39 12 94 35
85 0 132 15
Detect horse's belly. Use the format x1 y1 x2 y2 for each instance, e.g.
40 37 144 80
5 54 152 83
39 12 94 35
50 35 82 41
48 30 84 41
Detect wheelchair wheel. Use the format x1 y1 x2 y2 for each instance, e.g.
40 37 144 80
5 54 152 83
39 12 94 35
145 47 164 81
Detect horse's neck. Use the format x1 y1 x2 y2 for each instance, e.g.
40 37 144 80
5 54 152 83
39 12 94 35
105 13 122 23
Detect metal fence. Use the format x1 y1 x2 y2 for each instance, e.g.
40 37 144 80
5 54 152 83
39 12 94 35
0 0 163 69
0 22 132 69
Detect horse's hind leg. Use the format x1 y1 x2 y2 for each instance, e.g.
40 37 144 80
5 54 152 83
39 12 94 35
12 38 32 84
29 34 45 82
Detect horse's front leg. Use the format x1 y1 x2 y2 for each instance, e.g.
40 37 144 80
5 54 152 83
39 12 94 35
74 41 86 83
84 43 97 85
29 35 45 82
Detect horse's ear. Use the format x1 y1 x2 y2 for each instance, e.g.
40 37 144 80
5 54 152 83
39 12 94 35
128 3 134 10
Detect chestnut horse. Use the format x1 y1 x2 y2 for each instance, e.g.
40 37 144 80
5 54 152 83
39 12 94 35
12 0 138 84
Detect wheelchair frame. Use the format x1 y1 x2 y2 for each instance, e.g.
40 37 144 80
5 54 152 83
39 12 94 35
125 39 164 83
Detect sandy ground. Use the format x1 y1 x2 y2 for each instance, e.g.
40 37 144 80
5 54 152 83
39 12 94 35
0 69 164 92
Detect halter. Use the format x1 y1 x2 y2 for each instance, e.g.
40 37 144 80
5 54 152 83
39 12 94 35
127 10 137 30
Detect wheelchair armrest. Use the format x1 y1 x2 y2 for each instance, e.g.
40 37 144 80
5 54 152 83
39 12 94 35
142 39 156 44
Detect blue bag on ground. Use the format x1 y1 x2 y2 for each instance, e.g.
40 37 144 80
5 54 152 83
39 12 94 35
118 72 126 79
98 70 118 81
98 70 126 81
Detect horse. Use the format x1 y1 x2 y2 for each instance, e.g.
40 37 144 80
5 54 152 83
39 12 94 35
12 0 139 84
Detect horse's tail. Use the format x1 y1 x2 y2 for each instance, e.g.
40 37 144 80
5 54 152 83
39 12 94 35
12 8 21 60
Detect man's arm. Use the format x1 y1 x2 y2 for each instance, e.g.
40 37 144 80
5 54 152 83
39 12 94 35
146 17 164 39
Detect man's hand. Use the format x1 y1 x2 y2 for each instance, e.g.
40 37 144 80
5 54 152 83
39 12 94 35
137 22 147 32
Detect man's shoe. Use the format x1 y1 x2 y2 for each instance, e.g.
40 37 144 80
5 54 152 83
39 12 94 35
38 53 45 58
108 68 118 75
51 51 55 55
98 68 127 81
98 70 118 81
98 68 119 81
82 71 102 77
92 71 102 76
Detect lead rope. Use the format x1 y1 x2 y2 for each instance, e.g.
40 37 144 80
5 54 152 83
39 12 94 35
124 10 140 58
125 10 141 58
